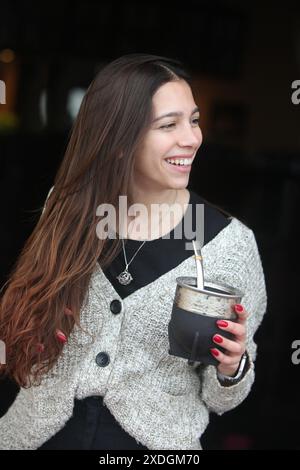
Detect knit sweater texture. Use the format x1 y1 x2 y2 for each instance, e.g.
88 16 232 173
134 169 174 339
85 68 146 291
0 215 267 450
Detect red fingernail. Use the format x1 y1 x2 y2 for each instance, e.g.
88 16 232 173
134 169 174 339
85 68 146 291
64 307 73 316
56 329 67 343
36 343 44 353
234 304 244 313
213 335 223 344
216 320 228 328
210 348 219 357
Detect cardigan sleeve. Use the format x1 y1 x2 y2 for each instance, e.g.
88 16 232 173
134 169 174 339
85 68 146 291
199 226 267 415
0 372 78 450
0 294 93 450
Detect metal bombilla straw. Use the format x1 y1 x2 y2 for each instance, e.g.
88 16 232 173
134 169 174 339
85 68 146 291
192 239 204 290
187 240 205 365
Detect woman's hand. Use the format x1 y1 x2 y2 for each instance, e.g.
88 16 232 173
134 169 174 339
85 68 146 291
210 304 248 377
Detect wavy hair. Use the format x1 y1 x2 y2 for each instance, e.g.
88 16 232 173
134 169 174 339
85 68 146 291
0 53 237 387
0 53 197 387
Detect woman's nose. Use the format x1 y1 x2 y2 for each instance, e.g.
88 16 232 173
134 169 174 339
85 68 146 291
177 125 202 148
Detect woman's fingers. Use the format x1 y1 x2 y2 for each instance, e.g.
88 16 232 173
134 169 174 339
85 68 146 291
210 346 241 368
216 318 246 341
211 304 249 375
212 333 245 356
232 304 248 324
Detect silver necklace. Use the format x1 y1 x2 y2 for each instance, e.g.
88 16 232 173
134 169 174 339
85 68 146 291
116 239 147 285
116 190 178 285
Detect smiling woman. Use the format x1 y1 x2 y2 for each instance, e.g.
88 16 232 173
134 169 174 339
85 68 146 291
0 53 267 450
133 79 202 206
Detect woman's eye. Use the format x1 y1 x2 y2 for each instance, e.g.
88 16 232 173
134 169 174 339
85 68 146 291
160 123 175 129
160 118 200 130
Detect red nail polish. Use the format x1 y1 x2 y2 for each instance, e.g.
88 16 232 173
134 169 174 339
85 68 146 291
210 348 219 357
234 304 244 313
213 335 223 344
56 329 67 343
36 343 44 353
216 320 228 328
64 307 73 316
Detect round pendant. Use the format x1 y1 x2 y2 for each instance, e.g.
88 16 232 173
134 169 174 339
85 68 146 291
116 270 133 285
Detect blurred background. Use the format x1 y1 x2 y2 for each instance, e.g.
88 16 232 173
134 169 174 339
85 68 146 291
0 0 299 450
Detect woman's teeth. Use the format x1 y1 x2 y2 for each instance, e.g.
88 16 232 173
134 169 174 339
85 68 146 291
165 158 192 166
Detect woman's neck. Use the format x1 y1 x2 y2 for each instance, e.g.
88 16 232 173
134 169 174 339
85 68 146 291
131 188 179 209
116 188 190 240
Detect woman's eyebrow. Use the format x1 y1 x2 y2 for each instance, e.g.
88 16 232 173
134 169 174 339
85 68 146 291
152 106 200 123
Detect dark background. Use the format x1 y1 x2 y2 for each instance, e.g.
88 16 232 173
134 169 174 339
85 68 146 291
0 0 300 449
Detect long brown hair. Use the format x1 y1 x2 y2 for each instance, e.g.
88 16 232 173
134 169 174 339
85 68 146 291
0 53 197 387
0 53 237 387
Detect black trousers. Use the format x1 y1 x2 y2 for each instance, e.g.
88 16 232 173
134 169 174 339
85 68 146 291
38 396 149 450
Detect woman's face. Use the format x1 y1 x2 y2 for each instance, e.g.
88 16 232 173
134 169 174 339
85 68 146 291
133 79 203 193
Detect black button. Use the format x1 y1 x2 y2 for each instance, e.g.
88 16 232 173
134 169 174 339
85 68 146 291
95 352 110 367
110 299 122 315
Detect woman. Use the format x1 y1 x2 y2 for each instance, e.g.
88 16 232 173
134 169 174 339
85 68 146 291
0 53 267 450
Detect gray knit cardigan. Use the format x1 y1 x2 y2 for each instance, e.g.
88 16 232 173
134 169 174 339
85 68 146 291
0 216 267 450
